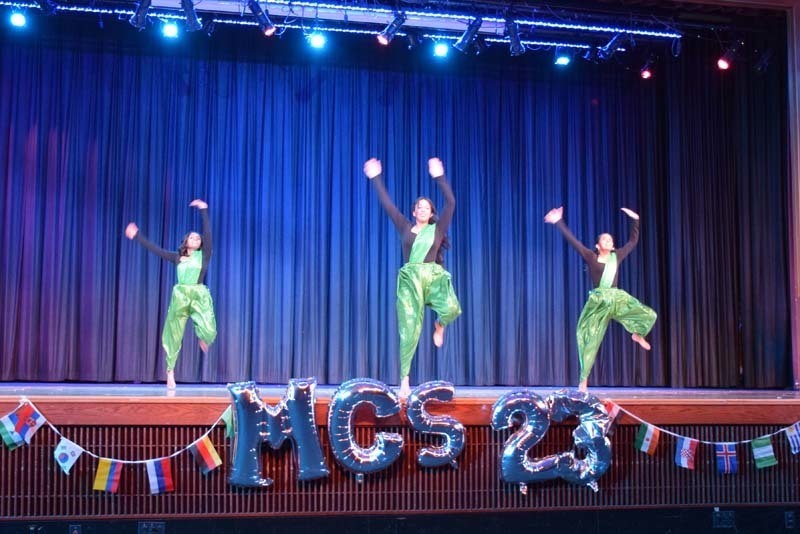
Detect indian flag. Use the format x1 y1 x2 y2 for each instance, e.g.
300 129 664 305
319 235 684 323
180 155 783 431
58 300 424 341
634 423 660 455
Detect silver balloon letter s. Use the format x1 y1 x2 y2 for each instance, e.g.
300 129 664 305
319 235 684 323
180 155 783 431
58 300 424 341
406 381 465 468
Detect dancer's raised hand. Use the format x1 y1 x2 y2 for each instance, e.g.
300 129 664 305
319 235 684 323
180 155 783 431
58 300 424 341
544 207 563 224
428 157 444 178
620 207 639 220
189 199 208 210
125 222 139 239
363 158 382 179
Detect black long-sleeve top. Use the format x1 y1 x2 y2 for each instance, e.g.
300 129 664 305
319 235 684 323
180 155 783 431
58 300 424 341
555 218 639 288
134 208 212 284
370 173 455 265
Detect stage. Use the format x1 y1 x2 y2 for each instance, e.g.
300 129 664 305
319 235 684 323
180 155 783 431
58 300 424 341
1 383 799 521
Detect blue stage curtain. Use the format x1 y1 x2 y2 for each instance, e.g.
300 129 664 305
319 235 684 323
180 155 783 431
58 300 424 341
0 28 789 387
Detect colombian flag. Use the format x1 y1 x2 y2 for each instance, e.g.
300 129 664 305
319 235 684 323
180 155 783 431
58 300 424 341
189 435 223 475
146 458 175 494
93 458 123 493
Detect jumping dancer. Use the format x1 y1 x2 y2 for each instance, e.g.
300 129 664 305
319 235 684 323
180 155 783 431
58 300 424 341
364 157 462 399
544 206 656 391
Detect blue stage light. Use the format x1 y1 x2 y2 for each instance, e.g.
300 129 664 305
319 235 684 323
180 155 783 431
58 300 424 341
433 42 449 57
554 46 571 66
162 21 179 37
308 32 326 48
9 11 26 26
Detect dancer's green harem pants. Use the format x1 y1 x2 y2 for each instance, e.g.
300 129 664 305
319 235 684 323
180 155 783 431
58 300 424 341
576 287 656 381
397 262 461 378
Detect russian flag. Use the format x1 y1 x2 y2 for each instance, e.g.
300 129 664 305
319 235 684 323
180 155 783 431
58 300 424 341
146 458 175 494
92 458 123 493
189 435 222 475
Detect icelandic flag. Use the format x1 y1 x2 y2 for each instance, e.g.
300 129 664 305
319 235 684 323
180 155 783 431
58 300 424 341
189 435 222 475
785 423 800 455
53 437 84 475
93 458 123 493
146 458 175 494
0 403 46 448
674 437 698 469
715 443 738 474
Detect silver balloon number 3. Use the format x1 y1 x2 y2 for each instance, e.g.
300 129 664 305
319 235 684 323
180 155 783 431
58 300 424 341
491 389 612 494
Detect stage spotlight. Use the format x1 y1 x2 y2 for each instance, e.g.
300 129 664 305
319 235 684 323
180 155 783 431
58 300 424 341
129 0 152 29
554 46 571 66
453 17 482 53
377 12 405 45
162 21 179 38
181 0 202 31
9 11 26 26
597 32 626 61
640 64 652 79
247 0 276 36
35 0 56 16
506 19 524 56
433 42 449 57
717 41 741 71
308 32 326 48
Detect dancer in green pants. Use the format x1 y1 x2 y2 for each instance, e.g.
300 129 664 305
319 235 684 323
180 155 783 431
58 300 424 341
125 200 217 389
544 206 656 391
364 157 462 399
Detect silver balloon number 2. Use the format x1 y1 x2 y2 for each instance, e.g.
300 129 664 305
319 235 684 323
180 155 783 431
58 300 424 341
491 389 612 494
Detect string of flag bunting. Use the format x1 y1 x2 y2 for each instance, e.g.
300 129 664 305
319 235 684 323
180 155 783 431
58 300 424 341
0 397 233 494
1 397 797 495
604 400 797 474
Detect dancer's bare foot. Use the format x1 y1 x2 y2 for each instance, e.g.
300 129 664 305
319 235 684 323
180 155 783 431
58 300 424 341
399 376 411 400
433 322 445 348
632 333 651 351
578 379 588 393
199 340 208 353
166 370 177 389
